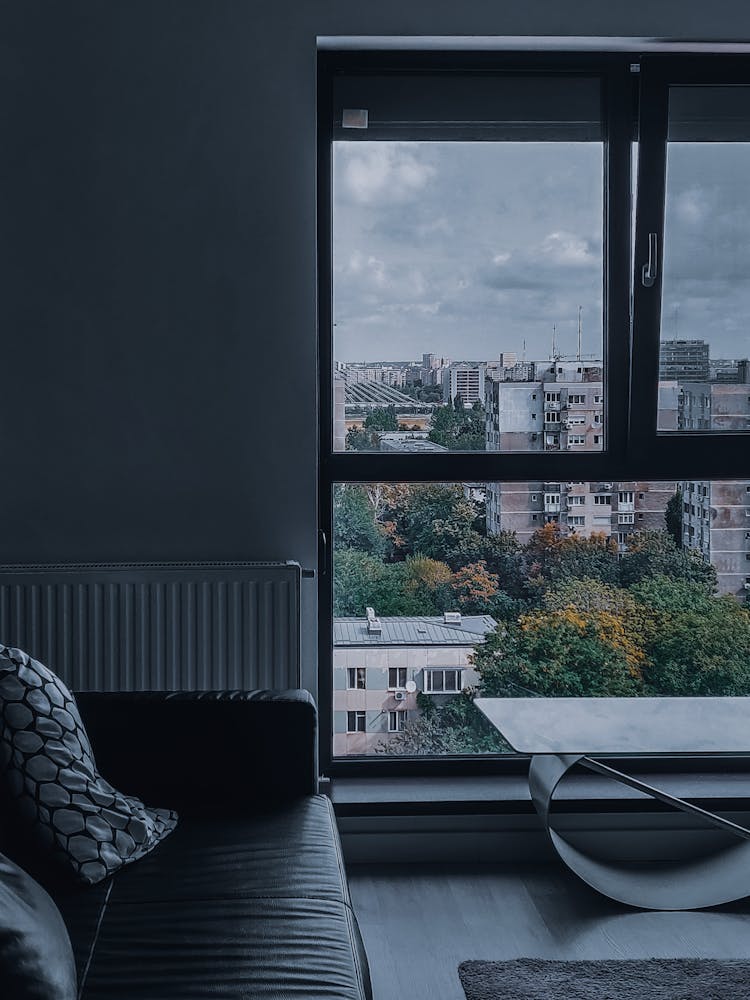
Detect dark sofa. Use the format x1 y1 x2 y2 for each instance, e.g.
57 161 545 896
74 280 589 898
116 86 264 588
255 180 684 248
1 690 372 1000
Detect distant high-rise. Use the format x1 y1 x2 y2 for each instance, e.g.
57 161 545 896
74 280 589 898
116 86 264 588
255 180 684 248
659 339 710 381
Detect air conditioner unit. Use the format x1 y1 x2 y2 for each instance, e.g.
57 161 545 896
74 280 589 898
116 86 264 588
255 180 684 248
744 583 750 591
393 690 406 701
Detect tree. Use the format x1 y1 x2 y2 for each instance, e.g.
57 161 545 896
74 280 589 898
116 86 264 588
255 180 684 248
333 484 388 556
345 426 380 451
523 524 619 592
473 608 645 698
364 405 398 432
428 401 485 450
619 531 717 590
665 489 684 549
375 693 510 755
643 598 750 696
450 560 501 614
332 550 405 617
397 484 481 568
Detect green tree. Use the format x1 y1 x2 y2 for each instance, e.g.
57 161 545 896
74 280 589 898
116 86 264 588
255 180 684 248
619 531 717 590
332 549 405 617
665 489 684 549
523 523 620 592
345 426 380 451
473 608 645 698
333 484 388 556
428 401 485 450
375 693 510 755
364 405 398 432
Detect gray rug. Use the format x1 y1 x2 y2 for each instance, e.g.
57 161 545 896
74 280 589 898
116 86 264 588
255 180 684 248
459 959 750 999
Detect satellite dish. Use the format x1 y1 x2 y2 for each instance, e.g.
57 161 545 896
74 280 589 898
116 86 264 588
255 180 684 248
405 680 417 693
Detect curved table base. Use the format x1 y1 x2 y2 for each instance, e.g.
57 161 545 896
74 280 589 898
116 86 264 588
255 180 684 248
529 753 750 910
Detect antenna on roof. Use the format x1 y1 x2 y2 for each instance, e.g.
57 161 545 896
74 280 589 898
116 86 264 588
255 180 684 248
577 305 582 362
551 324 557 361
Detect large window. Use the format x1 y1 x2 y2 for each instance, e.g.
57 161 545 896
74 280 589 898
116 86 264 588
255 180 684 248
319 53 750 772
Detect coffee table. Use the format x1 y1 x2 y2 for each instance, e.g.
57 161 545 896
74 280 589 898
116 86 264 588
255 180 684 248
475 696 750 910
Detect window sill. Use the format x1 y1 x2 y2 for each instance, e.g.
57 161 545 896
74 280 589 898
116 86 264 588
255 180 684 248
331 769 750 817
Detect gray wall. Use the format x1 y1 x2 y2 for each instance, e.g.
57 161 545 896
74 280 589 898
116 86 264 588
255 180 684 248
3 1 750 695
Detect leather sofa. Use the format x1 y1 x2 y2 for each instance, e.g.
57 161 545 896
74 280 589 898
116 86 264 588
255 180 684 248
1 690 373 1000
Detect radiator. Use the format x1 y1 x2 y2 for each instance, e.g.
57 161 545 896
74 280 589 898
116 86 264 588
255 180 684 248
0 561 301 691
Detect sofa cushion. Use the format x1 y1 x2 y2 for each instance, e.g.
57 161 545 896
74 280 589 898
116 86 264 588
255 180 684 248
0 645 177 885
81 896 369 1000
112 796 353 906
0 850 77 1000
52 795 372 1000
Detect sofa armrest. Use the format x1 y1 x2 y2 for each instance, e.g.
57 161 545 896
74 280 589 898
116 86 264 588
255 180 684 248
73 690 318 816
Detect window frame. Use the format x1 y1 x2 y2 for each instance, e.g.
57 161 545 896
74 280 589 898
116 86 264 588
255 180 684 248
630 55 750 473
318 49 749 779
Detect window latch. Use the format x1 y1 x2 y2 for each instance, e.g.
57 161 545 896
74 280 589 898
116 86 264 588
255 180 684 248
641 232 658 287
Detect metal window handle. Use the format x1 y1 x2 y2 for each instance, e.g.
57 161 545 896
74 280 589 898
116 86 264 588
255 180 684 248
641 232 658 287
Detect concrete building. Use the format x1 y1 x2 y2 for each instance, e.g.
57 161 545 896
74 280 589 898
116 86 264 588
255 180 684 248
443 362 487 407
333 610 496 756
660 339 711 381
680 481 750 599
485 360 604 454
486 480 675 547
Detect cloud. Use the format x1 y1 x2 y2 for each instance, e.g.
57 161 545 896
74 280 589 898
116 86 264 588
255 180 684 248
336 142 436 205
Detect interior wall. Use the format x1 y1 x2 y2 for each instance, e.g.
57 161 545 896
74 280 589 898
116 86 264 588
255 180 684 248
3 1 749 696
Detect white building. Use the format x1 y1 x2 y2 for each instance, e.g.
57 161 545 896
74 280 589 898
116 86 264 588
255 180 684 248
333 611 496 756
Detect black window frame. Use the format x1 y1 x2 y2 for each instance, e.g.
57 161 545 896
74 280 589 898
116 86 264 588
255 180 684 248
631 55 750 471
318 50 750 779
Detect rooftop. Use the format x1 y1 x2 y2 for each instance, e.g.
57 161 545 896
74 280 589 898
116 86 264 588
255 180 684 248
334 615 497 647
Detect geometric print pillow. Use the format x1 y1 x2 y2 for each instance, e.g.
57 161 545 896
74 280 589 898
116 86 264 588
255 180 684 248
0 645 177 886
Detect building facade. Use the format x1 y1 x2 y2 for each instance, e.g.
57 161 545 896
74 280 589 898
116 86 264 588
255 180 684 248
333 611 496 756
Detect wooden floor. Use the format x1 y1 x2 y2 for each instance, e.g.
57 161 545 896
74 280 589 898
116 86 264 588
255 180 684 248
347 864 750 1000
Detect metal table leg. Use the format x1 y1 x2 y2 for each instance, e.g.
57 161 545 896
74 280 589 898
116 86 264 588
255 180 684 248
528 753 750 910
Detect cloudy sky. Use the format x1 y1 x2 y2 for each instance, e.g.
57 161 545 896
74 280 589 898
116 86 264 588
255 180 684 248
333 140 750 366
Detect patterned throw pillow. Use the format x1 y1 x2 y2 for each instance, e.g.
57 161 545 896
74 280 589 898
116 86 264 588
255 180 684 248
0 645 177 885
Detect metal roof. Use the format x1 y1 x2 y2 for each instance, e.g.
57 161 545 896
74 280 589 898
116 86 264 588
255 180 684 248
333 615 497 647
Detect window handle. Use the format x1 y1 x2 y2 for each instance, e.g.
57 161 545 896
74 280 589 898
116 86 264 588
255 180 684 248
641 232 658 287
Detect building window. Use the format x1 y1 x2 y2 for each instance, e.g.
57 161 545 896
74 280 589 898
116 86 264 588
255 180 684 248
388 667 407 690
346 711 366 733
593 434 602 445
568 515 585 527
593 495 612 505
424 669 462 694
568 394 586 405
568 435 585 446
618 513 635 524
388 710 408 732
347 667 366 689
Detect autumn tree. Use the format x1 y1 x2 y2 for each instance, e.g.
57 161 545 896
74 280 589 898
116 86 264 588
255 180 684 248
473 607 645 698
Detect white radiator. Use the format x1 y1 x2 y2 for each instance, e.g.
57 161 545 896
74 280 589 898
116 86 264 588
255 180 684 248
0 561 301 691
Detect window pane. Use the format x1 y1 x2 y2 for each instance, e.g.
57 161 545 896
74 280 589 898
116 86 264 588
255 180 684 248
332 480 750 757
333 140 604 452
658 86 750 432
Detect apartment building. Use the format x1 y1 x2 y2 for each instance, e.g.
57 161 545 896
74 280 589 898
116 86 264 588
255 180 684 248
680 481 750 598
333 609 496 756
485 359 603 453
486 480 675 547
676 365 750 597
443 362 487 407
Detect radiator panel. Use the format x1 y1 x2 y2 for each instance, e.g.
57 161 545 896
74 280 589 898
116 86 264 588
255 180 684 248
0 563 301 691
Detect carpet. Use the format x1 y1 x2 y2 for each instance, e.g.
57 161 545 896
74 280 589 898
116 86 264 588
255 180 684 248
458 958 750 999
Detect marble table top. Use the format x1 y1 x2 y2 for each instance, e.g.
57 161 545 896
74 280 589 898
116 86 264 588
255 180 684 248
474 697 750 755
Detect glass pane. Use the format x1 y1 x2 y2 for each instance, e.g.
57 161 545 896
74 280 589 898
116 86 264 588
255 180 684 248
658 86 750 432
332 480 750 757
333 140 604 452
